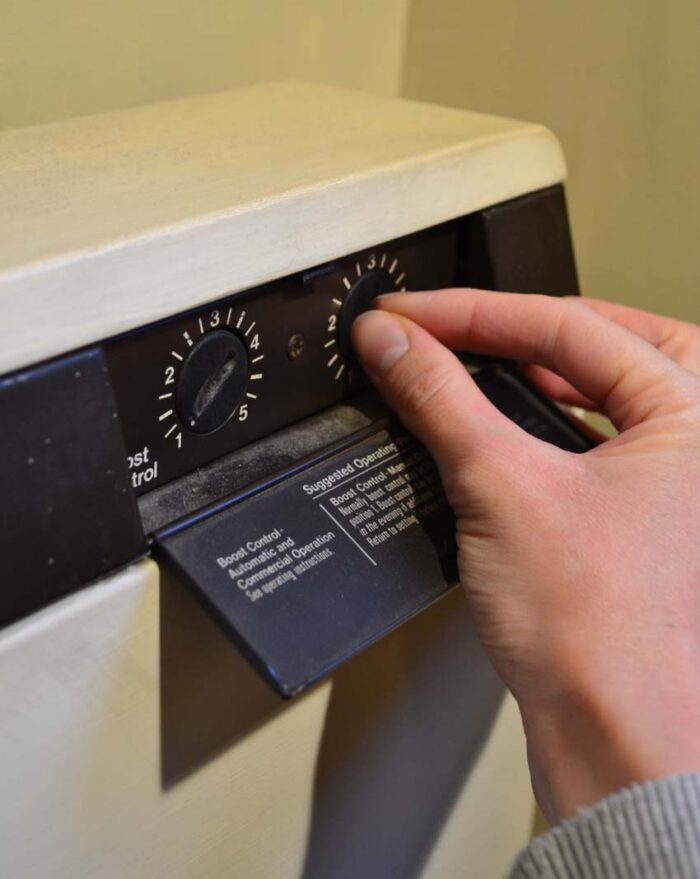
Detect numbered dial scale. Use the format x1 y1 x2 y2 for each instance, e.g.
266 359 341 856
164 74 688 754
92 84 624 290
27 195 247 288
325 251 407 379
106 224 457 494
159 306 264 450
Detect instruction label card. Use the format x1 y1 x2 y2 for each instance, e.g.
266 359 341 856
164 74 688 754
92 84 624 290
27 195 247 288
158 427 457 696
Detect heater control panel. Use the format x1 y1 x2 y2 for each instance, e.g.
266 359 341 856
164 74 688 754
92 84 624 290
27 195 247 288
106 224 458 494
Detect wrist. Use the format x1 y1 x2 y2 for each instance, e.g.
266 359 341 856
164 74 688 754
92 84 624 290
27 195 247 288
519 645 700 823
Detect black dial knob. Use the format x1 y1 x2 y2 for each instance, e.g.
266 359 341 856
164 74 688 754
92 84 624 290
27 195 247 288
338 268 396 360
175 330 249 434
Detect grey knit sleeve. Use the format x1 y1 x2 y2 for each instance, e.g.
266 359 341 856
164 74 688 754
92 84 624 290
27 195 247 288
507 775 700 879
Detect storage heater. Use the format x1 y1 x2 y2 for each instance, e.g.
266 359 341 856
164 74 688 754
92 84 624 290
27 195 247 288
0 83 585 879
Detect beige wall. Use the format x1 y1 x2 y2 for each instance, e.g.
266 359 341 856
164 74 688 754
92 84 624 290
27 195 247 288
402 0 700 322
0 0 409 130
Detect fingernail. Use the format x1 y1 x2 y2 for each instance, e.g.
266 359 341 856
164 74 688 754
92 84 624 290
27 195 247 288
352 311 409 377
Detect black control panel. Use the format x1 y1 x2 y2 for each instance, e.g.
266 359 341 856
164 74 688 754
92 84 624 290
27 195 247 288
106 224 458 494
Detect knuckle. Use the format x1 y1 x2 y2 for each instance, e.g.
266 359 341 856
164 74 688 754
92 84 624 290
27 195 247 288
394 362 455 418
554 296 591 327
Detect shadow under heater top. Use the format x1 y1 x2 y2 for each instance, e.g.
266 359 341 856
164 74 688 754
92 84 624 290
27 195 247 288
0 81 566 377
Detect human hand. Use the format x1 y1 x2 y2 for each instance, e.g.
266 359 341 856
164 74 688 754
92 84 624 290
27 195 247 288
351 290 700 823
524 297 700 409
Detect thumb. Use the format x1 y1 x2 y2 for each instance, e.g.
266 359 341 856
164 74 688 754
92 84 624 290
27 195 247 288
351 309 526 479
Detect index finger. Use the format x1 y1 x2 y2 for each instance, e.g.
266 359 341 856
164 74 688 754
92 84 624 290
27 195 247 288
376 289 690 431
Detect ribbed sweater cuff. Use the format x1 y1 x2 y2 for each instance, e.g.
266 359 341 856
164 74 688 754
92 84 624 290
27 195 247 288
508 774 700 879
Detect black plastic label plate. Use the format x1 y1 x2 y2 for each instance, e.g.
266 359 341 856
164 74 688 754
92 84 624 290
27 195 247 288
157 427 456 697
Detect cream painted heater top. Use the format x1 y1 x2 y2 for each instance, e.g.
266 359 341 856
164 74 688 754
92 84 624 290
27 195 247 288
0 81 565 375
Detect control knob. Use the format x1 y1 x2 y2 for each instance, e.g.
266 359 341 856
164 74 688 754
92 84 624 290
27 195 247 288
175 330 249 434
337 268 396 360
